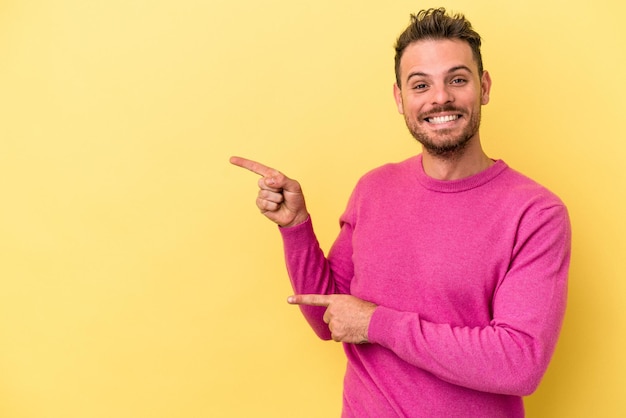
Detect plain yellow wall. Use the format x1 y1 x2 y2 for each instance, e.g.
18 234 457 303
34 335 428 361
0 1 624 417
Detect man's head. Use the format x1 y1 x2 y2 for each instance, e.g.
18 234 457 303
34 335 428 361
392 9 491 159
394 8 483 88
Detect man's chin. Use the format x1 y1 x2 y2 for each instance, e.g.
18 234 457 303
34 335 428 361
416 136 471 158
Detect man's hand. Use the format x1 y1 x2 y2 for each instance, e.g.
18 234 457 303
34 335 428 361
230 156 309 227
288 294 377 344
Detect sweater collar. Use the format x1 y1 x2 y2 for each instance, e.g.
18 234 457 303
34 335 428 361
413 154 508 193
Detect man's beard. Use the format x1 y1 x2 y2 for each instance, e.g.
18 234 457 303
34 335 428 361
405 104 481 159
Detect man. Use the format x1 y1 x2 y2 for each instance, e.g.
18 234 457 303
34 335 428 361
231 8 570 417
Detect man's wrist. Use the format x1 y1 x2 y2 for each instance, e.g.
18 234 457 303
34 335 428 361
280 213 310 228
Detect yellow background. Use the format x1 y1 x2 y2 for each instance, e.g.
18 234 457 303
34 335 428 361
0 0 624 417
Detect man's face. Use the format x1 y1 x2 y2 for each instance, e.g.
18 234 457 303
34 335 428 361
393 39 491 157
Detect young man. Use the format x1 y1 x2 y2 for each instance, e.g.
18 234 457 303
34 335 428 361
231 8 570 417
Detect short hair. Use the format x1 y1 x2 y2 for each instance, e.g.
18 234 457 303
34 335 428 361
394 8 484 87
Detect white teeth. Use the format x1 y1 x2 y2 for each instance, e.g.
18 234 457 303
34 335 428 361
428 115 459 124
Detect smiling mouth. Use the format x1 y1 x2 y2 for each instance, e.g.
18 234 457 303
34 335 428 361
425 114 461 124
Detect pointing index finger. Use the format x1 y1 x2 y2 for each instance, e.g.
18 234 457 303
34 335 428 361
287 294 332 307
229 156 279 177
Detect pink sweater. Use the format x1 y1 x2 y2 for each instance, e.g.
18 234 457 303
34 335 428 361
280 155 571 417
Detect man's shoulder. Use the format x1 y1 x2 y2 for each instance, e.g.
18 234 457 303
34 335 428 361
358 156 418 184
497 164 567 210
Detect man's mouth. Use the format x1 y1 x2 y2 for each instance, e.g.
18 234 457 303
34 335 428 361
425 114 461 124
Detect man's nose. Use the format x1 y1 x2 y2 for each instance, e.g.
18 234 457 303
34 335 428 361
430 84 454 105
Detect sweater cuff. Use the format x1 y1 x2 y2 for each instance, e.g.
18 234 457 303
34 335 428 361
278 215 314 247
368 305 404 348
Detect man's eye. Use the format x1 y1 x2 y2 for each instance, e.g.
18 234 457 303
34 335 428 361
451 78 467 85
412 83 428 90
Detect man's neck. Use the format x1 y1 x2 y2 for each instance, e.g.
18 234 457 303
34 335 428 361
421 141 493 181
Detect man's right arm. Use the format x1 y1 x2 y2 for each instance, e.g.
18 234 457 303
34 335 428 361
279 215 356 339
230 156 344 339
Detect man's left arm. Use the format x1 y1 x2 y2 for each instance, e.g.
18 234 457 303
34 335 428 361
292 204 571 396
374 204 571 395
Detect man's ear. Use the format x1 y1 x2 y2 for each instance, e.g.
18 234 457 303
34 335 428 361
393 83 404 114
480 71 492 105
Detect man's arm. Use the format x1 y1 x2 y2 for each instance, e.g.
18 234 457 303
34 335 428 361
370 204 570 396
291 204 571 396
230 157 344 339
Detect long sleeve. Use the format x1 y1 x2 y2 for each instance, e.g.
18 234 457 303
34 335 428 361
368 203 571 395
279 216 353 340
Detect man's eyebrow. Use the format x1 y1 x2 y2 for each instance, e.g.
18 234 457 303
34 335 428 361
406 65 474 82
406 71 429 82
448 65 473 74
